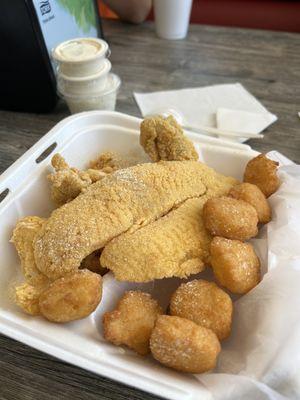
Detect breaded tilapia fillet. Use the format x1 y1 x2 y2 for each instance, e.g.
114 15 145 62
11 216 49 286
101 170 237 282
48 154 107 207
140 116 198 162
34 161 209 279
89 151 139 173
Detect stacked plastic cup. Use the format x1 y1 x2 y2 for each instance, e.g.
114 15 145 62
52 38 121 114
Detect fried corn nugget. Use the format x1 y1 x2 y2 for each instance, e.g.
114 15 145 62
203 196 258 240
101 166 238 282
243 154 280 198
103 291 163 355
210 237 260 294
11 216 49 286
140 116 198 162
80 250 107 275
229 183 271 224
39 269 102 322
150 315 221 373
35 161 209 279
48 154 107 207
14 282 47 316
170 280 232 340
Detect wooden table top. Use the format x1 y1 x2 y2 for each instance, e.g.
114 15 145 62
0 19 299 400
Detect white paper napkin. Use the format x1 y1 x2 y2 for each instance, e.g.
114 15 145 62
134 83 277 138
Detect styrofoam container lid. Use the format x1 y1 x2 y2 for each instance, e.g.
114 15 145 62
53 37 109 63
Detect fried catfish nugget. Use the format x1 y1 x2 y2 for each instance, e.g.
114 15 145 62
210 237 260 294
48 154 107 207
140 116 198 162
14 282 48 316
34 161 208 279
39 270 102 322
103 291 162 355
11 216 49 286
203 196 258 240
229 183 271 224
170 280 232 340
101 166 237 282
150 315 221 373
243 154 280 198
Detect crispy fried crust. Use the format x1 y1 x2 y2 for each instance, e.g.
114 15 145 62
140 116 198 162
243 154 280 198
150 315 221 373
48 154 107 207
89 151 138 173
14 282 47 316
170 280 233 340
34 161 209 279
103 291 163 355
210 237 260 294
39 269 102 322
203 196 258 240
101 166 237 282
229 183 271 224
11 216 49 286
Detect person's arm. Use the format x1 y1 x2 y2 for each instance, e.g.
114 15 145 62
103 0 152 24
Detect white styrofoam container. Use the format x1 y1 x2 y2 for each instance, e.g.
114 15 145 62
0 111 258 400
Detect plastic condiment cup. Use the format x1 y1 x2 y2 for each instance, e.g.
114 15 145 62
154 0 193 40
52 37 110 77
57 59 111 96
60 73 121 114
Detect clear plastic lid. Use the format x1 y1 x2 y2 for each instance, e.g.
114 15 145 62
58 73 121 99
52 38 109 64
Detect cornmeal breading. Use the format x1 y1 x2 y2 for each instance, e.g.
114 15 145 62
11 216 49 286
89 151 138 173
14 281 47 316
101 168 237 282
140 116 198 162
48 154 107 207
34 161 209 279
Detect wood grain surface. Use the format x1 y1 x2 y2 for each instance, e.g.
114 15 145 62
0 19 299 400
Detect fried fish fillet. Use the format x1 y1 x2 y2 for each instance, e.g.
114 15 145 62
48 154 107 207
11 216 49 286
89 151 139 173
140 116 198 162
101 168 237 282
34 161 209 279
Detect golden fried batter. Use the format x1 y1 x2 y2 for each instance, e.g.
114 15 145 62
150 315 221 373
243 154 280 198
170 280 232 340
229 183 271 224
39 269 102 322
14 282 47 316
101 166 237 282
11 216 49 286
203 196 258 240
34 161 209 279
103 291 162 355
211 237 260 294
140 116 198 162
48 154 107 207
89 151 138 173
